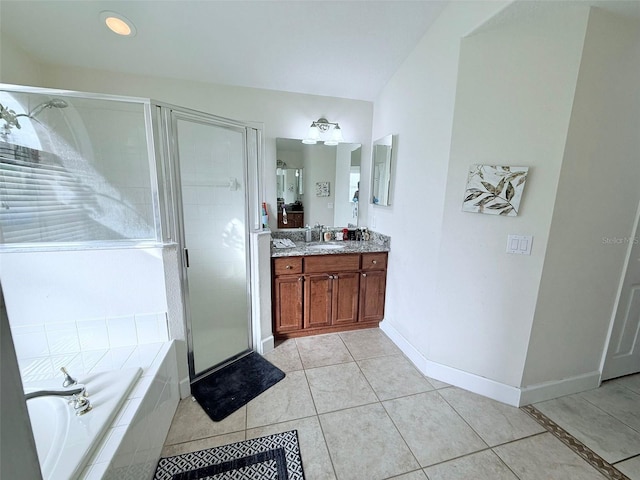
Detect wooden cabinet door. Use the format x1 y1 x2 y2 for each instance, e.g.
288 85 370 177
305 274 332 329
332 272 360 325
273 275 304 333
291 212 304 228
359 270 387 323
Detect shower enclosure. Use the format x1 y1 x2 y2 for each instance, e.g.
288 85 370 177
0 84 261 382
159 108 261 379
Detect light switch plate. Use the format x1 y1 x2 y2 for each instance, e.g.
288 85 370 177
507 235 533 255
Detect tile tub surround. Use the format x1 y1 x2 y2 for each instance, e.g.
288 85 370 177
271 229 390 257
14 312 169 382
79 341 180 480
160 329 616 480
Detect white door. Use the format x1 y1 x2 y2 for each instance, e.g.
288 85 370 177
602 206 640 380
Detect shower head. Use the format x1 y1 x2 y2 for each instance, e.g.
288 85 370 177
28 98 68 118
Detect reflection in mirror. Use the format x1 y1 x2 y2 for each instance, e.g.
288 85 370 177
276 138 361 228
371 134 394 206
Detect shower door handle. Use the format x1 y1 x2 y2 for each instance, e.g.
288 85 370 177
184 248 190 268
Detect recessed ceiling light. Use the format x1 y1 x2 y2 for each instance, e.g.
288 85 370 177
100 11 136 37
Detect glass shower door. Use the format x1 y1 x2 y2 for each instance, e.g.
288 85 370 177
174 114 251 379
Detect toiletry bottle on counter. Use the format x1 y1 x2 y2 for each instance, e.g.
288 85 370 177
305 225 312 242
324 230 333 242
261 202 269 228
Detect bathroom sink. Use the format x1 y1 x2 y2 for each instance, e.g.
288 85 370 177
307 243 346 250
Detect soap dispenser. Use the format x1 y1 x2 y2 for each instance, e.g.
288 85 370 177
304 225 312 242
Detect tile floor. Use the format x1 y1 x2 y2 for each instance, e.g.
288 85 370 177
533 373 640 479
161 329 639 480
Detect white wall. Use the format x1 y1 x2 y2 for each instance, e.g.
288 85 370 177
436 4 589 387
0 34 43 86
375 1 639 405
522 8 640 387
372 0 511 369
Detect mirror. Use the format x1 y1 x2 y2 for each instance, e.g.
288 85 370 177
276 138 361 228
276 165 303 203
371 134 394 206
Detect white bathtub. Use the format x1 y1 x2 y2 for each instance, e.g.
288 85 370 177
24 368 142 480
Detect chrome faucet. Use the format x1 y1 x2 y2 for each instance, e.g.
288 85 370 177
61 366 77 387
24 368 92 416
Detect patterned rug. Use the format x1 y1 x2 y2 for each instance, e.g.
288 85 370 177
153 430 305 480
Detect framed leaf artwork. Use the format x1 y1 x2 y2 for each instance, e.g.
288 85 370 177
315 181 330 197
462 165 529 216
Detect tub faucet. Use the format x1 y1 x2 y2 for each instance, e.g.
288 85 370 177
61 367 77 387
25 384 92 416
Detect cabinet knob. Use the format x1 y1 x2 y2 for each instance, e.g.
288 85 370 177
286 265 292 269
298 276 303 282
362 273 367 277
372 260 377 264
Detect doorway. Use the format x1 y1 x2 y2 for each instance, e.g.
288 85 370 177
168 109 257 381
602 202 640 380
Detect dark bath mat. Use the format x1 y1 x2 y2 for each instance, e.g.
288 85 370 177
191 351 285 422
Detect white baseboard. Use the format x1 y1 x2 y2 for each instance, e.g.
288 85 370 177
179 377 191 399
380 321 522 406
519 371 601 405
380 321 600 407
260 335 275 355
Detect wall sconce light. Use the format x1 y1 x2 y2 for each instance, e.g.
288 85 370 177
302 118 344 145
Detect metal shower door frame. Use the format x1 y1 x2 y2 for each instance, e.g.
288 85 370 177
152 101 262 383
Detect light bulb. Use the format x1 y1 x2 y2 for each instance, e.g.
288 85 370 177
331 125 344 143
302 124 320 144
100 11 137 37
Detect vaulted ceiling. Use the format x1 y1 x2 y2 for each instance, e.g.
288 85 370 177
0 0 447 101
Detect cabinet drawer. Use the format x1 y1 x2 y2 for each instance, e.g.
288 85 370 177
273 257 303 275
304 254 360 273
361 252 387 271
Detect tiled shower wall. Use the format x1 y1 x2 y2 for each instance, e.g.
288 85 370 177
13 312 169 382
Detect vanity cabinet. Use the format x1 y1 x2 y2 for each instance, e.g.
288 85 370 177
272 252 388 338
359 253 388 323
277 211 304 229
272 257 304 334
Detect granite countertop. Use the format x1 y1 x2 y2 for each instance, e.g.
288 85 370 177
271 240 389 258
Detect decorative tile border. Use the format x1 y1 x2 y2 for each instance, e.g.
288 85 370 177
521 405 631 480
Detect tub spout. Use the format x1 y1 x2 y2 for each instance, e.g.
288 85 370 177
24 385 85 401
